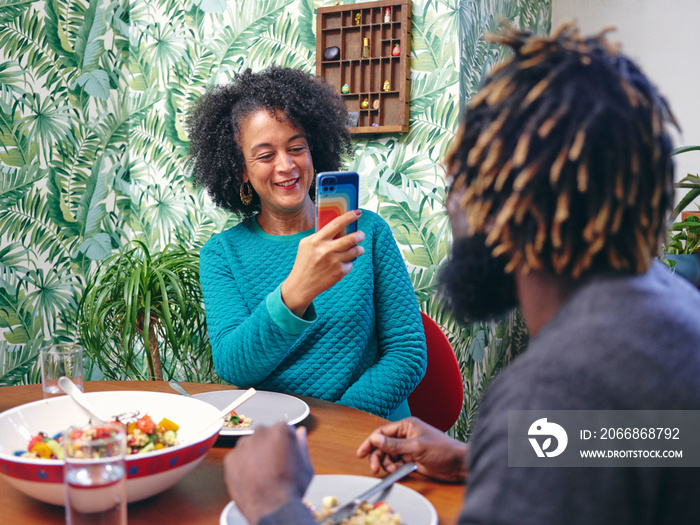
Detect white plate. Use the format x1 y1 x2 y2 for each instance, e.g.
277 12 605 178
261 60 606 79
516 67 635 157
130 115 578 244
193 390 310 436
219 474 438 525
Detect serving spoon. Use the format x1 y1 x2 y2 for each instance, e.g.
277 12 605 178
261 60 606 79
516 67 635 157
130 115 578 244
168 379 192 397
58 376 111 424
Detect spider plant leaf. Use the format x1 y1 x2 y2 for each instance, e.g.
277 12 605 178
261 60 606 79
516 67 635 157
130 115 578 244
78 242 213 381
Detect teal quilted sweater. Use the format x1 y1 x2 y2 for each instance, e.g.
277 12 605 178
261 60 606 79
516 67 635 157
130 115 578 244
199 209 427 419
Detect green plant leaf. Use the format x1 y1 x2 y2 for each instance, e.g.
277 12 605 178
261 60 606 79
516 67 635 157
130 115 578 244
404 93 460 162
0 60 25 95
0 0 33 25
74 232 112 260
673 146 700 155
44 0 78 62
22 267 77 330
136 21 188 78
74 69 110 99
0 242 27 289
0 164 43 209
468 329 486 361
0 5 76 94
208 0 293 77
410 65 459 116
46 167 81 236
0 188 80 268
0 94 36 166
0 286 40 344
191 0 226 13
246 13 315 71
410 7 456 72
163 89 190 154
0 337 43 386
76 158 108 238
296 0 317 52
17 93 72 163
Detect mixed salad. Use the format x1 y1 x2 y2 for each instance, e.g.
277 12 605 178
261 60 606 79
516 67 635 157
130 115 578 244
223 410 252 429
312 496 402 525
19 413 180 460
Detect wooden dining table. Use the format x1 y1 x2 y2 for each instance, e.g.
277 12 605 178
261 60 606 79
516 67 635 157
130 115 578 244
0 381 465 524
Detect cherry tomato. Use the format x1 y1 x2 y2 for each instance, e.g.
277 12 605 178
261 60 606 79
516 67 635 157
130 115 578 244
28 434 44 452
94 426 117 439
135 414 156 434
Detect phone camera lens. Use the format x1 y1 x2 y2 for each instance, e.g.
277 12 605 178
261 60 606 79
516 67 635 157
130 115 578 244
330 186 335 191
323 186 329 192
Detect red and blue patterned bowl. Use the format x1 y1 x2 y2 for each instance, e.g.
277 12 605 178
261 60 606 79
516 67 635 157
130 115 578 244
0 390 222 505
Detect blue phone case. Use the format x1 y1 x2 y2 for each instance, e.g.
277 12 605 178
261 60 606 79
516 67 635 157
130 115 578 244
316 171 359 237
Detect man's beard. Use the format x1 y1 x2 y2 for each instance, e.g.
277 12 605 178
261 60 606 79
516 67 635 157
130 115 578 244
438 234 518 323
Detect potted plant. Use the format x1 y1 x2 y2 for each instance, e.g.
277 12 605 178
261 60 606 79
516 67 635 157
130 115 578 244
663 211 700 285
661 146 700 286
77 241 217 382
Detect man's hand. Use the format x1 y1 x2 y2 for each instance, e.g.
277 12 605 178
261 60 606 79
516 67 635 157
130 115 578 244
224 422 314 523
356 417 469 483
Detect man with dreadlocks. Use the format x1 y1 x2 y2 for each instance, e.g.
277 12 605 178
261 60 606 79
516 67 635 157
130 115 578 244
220 23 700 525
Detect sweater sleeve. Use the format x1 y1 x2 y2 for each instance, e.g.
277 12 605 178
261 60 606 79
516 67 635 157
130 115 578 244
257 499 316 525
339 215 427 417
200 235 316 386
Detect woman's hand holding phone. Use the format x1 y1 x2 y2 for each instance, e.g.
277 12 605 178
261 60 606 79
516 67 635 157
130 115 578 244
280 209 363 318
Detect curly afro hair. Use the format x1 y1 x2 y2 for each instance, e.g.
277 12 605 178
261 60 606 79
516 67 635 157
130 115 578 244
187 66 352 218
445 22 676 279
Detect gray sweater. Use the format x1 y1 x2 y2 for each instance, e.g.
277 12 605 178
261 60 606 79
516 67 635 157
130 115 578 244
461 263 700 524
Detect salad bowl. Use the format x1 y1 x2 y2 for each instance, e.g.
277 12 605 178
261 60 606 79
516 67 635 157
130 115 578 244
0 390 222 506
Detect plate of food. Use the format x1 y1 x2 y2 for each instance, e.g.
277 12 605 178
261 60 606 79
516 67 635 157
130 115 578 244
219 474 438 525
192 390 310 436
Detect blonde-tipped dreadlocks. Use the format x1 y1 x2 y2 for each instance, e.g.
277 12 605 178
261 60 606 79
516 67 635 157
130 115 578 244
445 22 676 279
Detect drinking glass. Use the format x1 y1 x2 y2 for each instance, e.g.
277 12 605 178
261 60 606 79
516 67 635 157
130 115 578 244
63 423 127 525
40 343 83 398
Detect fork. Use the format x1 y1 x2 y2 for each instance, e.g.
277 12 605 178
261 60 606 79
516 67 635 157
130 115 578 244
317 462 418 524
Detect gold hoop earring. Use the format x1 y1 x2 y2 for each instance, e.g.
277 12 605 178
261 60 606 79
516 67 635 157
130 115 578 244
240 181 253 205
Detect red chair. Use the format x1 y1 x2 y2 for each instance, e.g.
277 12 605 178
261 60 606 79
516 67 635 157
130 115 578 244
407 312 464 432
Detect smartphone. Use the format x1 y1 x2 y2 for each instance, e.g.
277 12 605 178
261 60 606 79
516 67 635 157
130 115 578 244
316 171 360 239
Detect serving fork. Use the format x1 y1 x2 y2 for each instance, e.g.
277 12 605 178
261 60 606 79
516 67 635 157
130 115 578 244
317 462 418 525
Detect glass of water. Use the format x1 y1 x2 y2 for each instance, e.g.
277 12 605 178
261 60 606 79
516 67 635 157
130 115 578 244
40 343 83 398
63 423 127 525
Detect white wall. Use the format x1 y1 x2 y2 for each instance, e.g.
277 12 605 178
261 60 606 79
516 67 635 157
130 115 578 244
553 0 700 208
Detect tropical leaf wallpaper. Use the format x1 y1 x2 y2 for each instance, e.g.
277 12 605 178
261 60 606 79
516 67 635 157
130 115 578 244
0 0 550 439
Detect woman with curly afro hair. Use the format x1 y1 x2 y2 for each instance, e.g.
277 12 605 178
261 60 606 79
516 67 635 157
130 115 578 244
188 67 426 420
